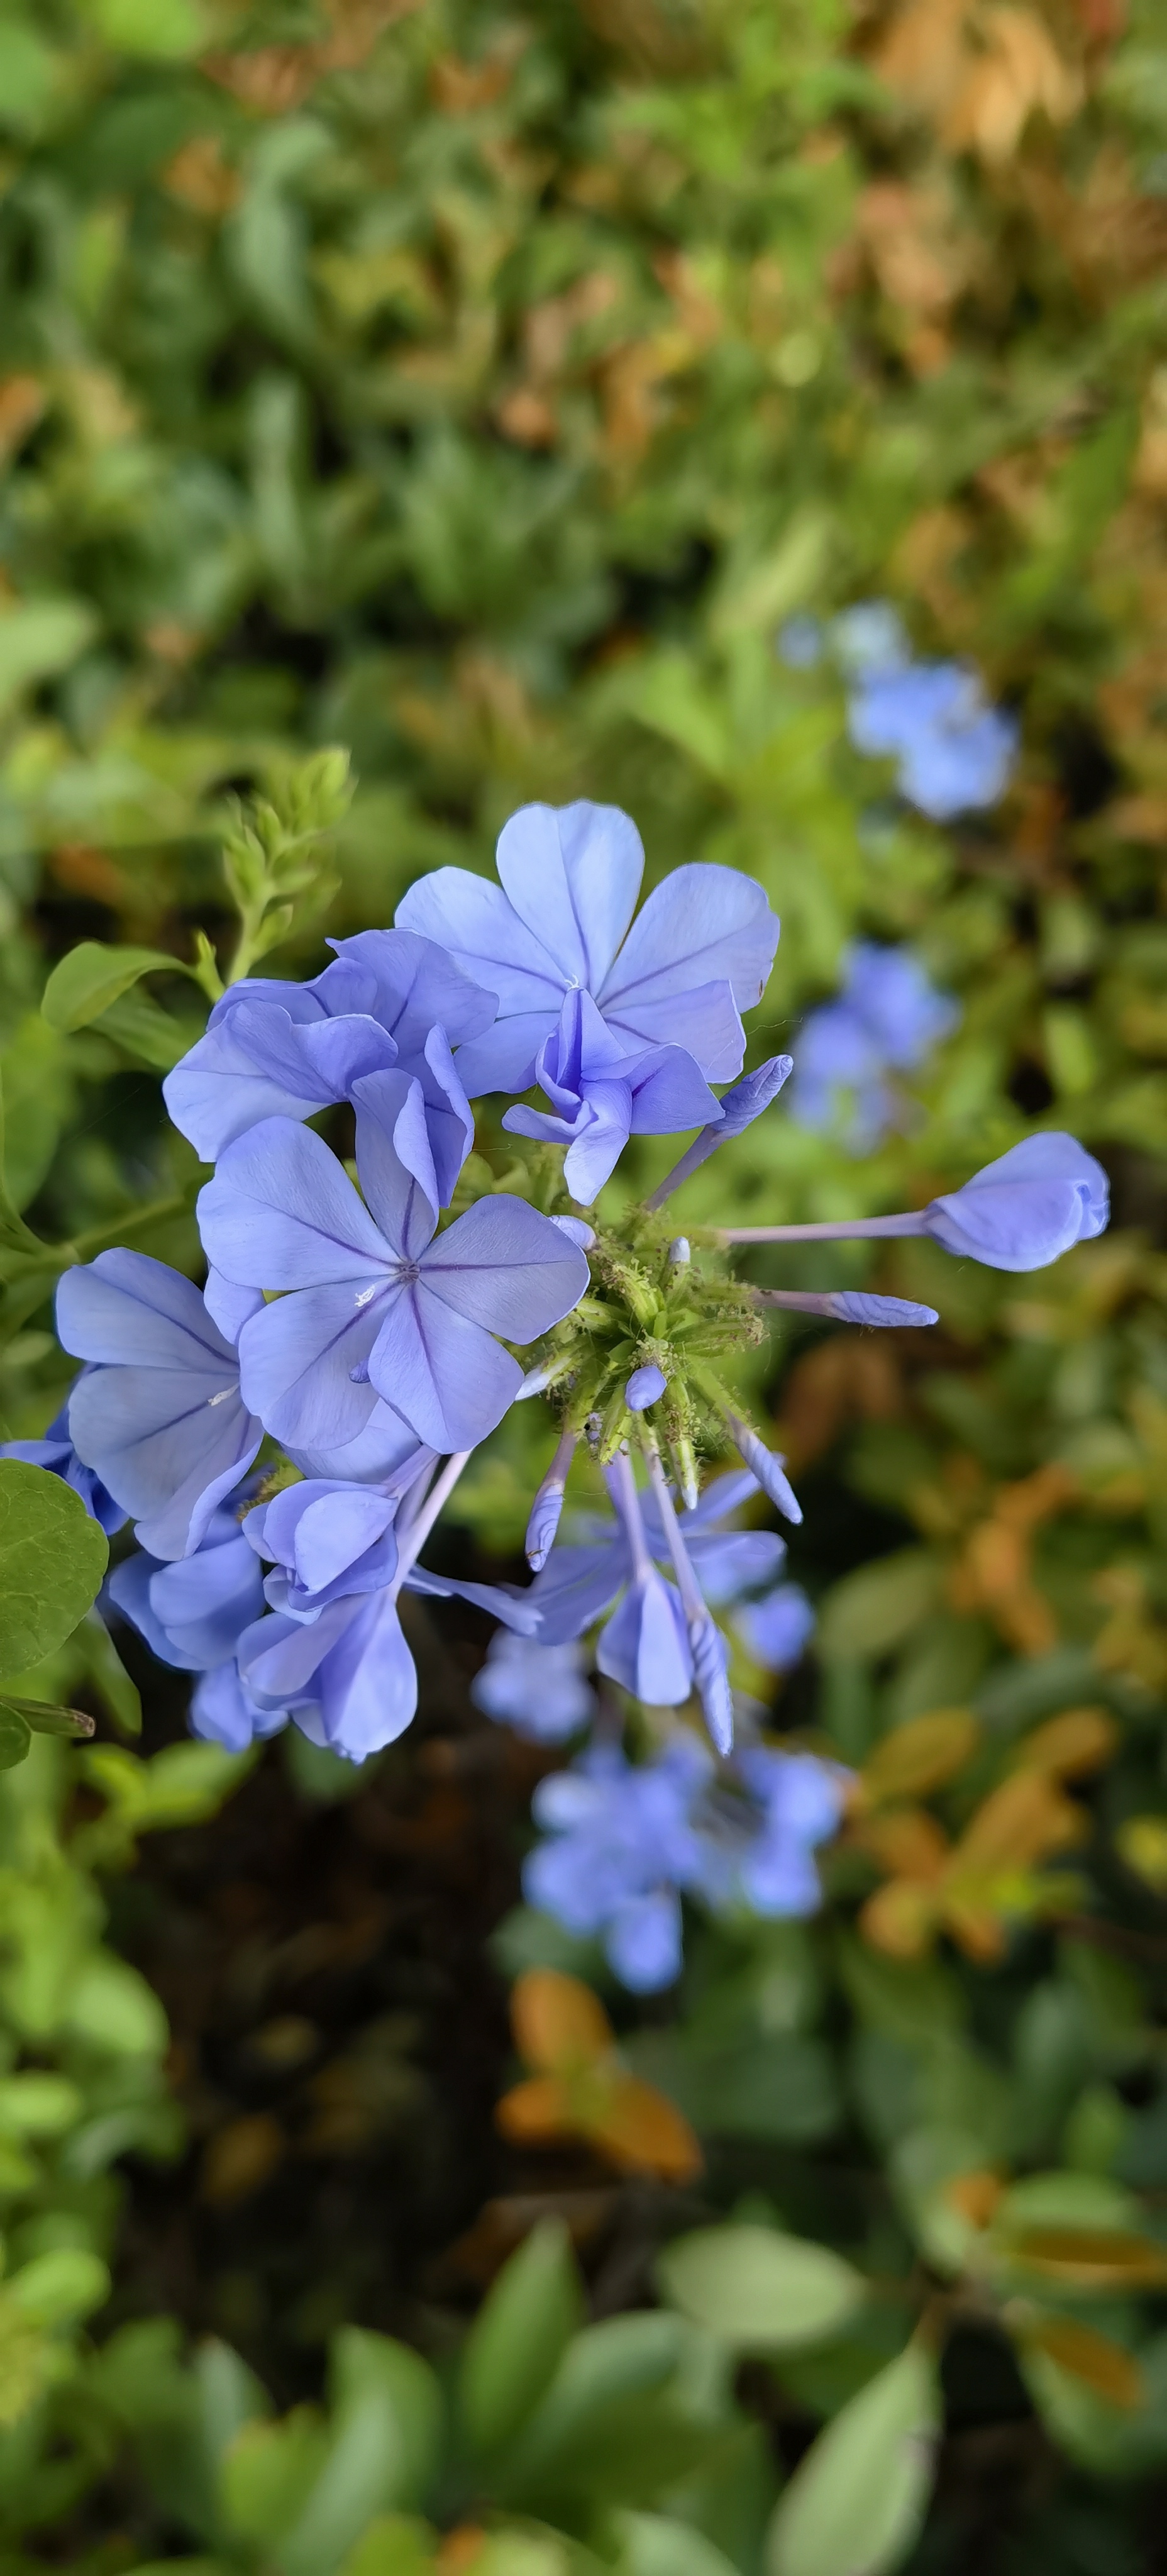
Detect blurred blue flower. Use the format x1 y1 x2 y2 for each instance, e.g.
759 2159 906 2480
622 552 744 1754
832 601 910 677
734 1584 816 1672
524 1738 714 1990
1 1399 126 1536
525 1733 848 1990
471 1632 595 1741
396 799 779 1104
792 940 960 1149
107 1497 266 1674
731 1748 847 1914
849 661 1018 819
777 613 825 669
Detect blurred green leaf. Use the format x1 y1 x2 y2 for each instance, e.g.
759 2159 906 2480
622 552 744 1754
460 2220 584 2458
765 2344 940 2576
658 2226 866 2357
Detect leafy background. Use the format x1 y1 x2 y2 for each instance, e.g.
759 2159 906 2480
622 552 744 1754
0 0 1165 2569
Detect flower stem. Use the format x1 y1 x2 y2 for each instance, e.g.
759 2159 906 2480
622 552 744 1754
394 1449 472 1588
717 1213 928 1245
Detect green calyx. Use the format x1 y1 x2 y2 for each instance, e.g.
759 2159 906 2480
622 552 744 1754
536 1208 763 1470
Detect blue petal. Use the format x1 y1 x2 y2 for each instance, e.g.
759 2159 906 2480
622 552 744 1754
351 1068 439 1259
197 1119 390 1291
597 1570 692 1703
396 869 565 1031
203 1270 265 1344
163 1005 399 1162
247 1480 397 1597
238 1280 392 1449
607 1889 683 1992
191 1662 287 1750
368 1285 523 1450
418 1194 589 1337
59 1252 261 1560
926 1133 1109 1270
494 801 644 992
598 863 778 1062
325 927 498 1054
312 1589 418 1760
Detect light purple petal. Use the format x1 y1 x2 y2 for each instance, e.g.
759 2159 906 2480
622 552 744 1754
352 1069 438 1260
926 1133 1109 1270
191 1662 287 1750
396 869 566 1023
418 1196 589 1338
198 1119 390 1291
416 1025 475 1205
203 1270 265 1345
313 1589 418 1759
444 1013 560 1098
238 1281 393 1449
597 1571 692 1704
599 862 778 1028
601 979 746 1083
625 1045 721 1134
495 801 644 992
285 1406 431 1489
57 1250 235 1373
368 1285 522 1451
326 927 498 1054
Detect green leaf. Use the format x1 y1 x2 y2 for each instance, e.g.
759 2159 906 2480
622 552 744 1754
81 0 206 57
658 2226 866 2356
0 599 96 711
0 1705 31 1770
460 2219 583 2457
818 1553 940 1664
0 1462 108 1680
338 2518 436 2576
94 989 202 1072
611 2511 741 2576
41 942 196 1035
0 1697 96 1740
6 2247 111 2328
765 2345 941 2576
76 1609 141 1734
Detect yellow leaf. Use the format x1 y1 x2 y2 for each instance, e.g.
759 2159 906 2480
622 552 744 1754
588 2074 702 2183
1019 2314 1144 2409
857 1709 981 1807
511 1970 612 2075
1010 1707 1117 1780
1003 2226 1167 2289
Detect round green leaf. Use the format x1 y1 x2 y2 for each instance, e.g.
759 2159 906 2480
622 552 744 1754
0 1461 109 1680
658 2226 866 2355
41 941 193 1035
7 2247 111 2328
765 2344 940 2576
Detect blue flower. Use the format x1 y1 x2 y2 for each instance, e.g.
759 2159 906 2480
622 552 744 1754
106 1494 289 1755
735 1584 816 1673
625 1363 667 1411
244 1477 404 1614
731 1748 846 1915
107 1499 266 1672
792 941 960 1149
924 1133 1109 1270
644 1055 793 1212
396 799 779 1098
446 1467 786 1747
524 1739 714 1992
777 613 825 669
238 1587 419 1764
471 1632 595 1742
197 1069 590 1454
1 1401 126 1536
848 661 1018 818
56 1251 263 1561
164 930 494 1201
501 985 721 1206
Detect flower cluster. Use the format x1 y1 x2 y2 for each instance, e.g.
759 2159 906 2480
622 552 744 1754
524 1738 849 1991
791 940 960 1150
7 797 1107 1803
781 601 1019 818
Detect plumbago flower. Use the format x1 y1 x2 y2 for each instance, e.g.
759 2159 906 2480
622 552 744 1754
525 1738 849 1991
21 791 1107 1796
791 942 960 1151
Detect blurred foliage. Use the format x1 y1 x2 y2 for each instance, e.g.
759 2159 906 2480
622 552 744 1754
0 0 1165 2567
